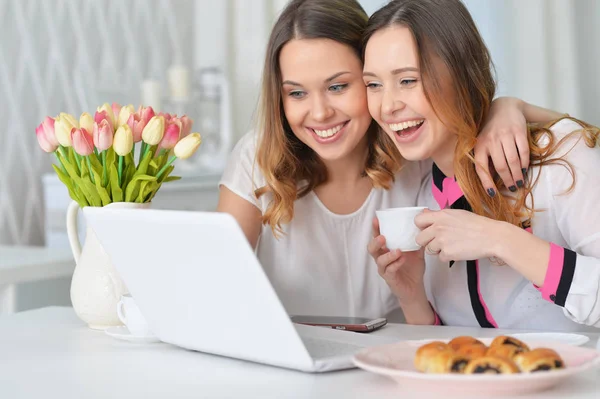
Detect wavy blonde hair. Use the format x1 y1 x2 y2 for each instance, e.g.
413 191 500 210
255 0 402 236
363 0 600 226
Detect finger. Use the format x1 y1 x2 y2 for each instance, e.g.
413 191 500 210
489 144 515 190
367 235 386 257
515 132 530 174
501 138 524 189
372 217 381 238
415 227 436 248
474 149 497 198
376 249 401 276
414 210 436 229
383 259 405 276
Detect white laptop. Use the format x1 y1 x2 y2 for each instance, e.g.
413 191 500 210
84 208 390 372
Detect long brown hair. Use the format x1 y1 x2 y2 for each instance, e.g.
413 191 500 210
363 0 599 226
255 0 401 236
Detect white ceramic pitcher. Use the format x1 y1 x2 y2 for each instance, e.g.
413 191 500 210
66 200 150 329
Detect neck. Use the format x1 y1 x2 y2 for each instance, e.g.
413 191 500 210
432 136 458 177
322 135 370 186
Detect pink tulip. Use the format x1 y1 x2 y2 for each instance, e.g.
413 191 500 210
71 128 94 156
93 119 113 151
127 113 143 143
158 112 173 123
179 115 193 138
94 110 113 133
112 103 122 123
137 105 155 124
35 116 59 152
159 121 181 150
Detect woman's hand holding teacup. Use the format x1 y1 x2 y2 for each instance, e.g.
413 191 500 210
368 217 426 305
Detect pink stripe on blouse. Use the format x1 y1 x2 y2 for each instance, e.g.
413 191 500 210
540 243 565 301
475 260 498 328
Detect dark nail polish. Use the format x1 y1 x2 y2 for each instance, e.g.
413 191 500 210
487 188 496 198
516 180 524 188
509 185 517 192
522 168 527 175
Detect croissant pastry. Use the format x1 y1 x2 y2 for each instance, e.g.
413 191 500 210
513 348 565 372
455 343 488 359
415 342 469 373
419 350 470 374
486 344 527 360
490 335 530 351
463 356 520 374
448 336 485 351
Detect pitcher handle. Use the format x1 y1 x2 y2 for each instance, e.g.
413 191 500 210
66 201 82 263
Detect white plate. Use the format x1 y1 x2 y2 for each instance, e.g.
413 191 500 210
353 338 600 396
105 326 161 343
509 332 590 346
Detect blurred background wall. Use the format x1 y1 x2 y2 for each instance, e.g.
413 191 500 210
0 0 598 246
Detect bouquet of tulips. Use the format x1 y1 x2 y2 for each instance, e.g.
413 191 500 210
35 103 202 207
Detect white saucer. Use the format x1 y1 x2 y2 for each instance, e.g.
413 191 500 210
105 326 161 343
510 332 590 346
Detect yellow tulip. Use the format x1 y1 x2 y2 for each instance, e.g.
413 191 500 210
79 112 94 135
141 116 165 145
118 104 135 127
54 113 79 147
96 103 115 126
113 125 134 156
174 133 202 159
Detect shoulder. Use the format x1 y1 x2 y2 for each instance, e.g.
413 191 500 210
535 118 599 195
548 118 598 167
230 130 260 161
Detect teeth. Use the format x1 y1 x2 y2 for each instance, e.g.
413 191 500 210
388 120 424 132
313 123 344 138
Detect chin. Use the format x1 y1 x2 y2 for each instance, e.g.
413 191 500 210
393 144 430 162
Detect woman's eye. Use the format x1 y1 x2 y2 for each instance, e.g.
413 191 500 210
289 91 306 99
400 78 417 86
365 82 382 90
329 83 348 92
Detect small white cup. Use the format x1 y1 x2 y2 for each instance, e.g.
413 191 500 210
375 206 427 252
117 294 154 337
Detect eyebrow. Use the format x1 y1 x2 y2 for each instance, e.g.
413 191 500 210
282 71 351 87
363 67 419 77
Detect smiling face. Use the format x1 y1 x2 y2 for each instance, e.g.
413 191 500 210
279 38 373 162
363 26 455 165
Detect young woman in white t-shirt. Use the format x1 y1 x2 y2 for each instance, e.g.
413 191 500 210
218 0 562 320
364 0 600 331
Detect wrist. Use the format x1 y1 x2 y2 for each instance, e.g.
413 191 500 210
399 289 435 325
489 219 515 259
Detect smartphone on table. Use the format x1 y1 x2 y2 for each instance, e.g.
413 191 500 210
290 315 387 333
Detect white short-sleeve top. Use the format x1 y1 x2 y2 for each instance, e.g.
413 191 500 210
421 119 600 332
220 131 428 318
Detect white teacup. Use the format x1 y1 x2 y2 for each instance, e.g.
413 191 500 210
116 294 154 337
375 206 427 252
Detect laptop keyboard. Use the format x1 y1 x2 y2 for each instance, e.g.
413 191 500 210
302 337 365 359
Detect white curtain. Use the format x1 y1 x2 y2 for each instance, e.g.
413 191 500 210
465 0 599 125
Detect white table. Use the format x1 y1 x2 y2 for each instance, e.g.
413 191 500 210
1 307 599 399
0 246 74 313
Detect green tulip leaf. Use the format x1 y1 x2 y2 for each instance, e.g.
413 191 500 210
142 181 159 202
80 180 102 207
125 181 139 203
93 172 111 206
136 181 150 202
109 164 123 203
163 175 181 183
